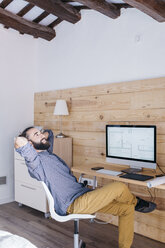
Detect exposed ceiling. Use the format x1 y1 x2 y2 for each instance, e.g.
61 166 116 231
0 0 164 41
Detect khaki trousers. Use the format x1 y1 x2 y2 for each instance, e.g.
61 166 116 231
67 182 137 248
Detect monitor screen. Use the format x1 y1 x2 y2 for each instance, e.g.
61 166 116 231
106 125 156 169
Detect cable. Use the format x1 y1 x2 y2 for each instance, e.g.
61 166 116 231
93 218 113 225
90 216 115 225
147 187 157 203
157 163 165 175
153 188 156 203
147 188 154 202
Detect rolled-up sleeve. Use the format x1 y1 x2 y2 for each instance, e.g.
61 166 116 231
44 129 54 153
16 143 45 181
16 143 40 170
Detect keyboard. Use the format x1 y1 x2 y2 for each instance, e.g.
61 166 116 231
119 173 154 181
96 169 122 176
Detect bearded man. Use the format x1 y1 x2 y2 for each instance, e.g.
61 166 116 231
15 127 156 248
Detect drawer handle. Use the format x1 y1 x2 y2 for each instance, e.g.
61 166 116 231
21 184 36 190
15 159 24 162
20 162 25 165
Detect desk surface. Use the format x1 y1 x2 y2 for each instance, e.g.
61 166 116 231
71 163 165 190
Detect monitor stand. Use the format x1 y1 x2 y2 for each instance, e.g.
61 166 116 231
121 168 142 174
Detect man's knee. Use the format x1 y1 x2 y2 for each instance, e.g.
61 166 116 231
122 204 135 216
112 181 129 192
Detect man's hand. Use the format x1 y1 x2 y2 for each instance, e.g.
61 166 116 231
43 131 49 140
15 137 28 149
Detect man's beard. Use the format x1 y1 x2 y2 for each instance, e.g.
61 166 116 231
31 139 50 150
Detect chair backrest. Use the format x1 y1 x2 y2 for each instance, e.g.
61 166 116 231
41 181 95 222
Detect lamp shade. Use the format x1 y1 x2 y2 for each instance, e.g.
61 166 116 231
53 100 69 116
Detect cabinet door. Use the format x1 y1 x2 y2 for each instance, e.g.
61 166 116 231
15 181 48 212
15 159 42 188
53 137 72 168
15 151 24 161
14 150 48 213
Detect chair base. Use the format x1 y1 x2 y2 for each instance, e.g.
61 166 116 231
79 240 86 248
74 220 86 248
74 235 86 248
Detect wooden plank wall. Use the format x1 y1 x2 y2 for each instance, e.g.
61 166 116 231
34 77 165 243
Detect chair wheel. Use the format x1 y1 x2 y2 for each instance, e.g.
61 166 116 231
81 242 86 248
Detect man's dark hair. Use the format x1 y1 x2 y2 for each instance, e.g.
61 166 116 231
19 126 34 139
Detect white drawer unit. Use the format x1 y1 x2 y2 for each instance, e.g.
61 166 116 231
15 159 42 187
15 181 48 213
14 150 49 217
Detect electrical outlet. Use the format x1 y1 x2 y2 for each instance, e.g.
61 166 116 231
80 177 97 187
0 176 6 185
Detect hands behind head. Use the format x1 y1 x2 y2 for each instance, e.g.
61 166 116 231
15 137 28 149
42 131 49 140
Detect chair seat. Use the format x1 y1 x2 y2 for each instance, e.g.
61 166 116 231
51 211 95 222
41 181 95 222
41 181 95 248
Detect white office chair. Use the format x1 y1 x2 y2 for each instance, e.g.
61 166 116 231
41 182 95 248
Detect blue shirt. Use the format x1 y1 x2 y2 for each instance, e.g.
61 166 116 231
16 130 91 215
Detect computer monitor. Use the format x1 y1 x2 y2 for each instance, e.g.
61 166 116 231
106 125 156 173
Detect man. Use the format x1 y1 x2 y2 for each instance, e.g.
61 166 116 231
15 127 156 248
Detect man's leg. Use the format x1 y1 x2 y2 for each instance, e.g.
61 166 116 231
68 182 137 214
67 182 137 248
98 201 135 248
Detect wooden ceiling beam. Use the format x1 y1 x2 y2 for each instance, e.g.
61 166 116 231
62 0 74 2
115 4 133 9
0 0 13 8
4 3 35 29
4 3 34 29
27 0 81 24
17 3 34 17
74 6 90 11
48 18 62 28
123 0 165 22
33 11 49 24
47 5 91 29
72 0 120 19
0 7 55 41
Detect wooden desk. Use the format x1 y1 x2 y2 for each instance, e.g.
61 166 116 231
72 163 165 243
72 164 165 190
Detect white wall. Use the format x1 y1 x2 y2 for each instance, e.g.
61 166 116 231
0 27 36 204
35 8 165 92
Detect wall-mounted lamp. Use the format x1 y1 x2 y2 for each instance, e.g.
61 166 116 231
53 99 69 138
